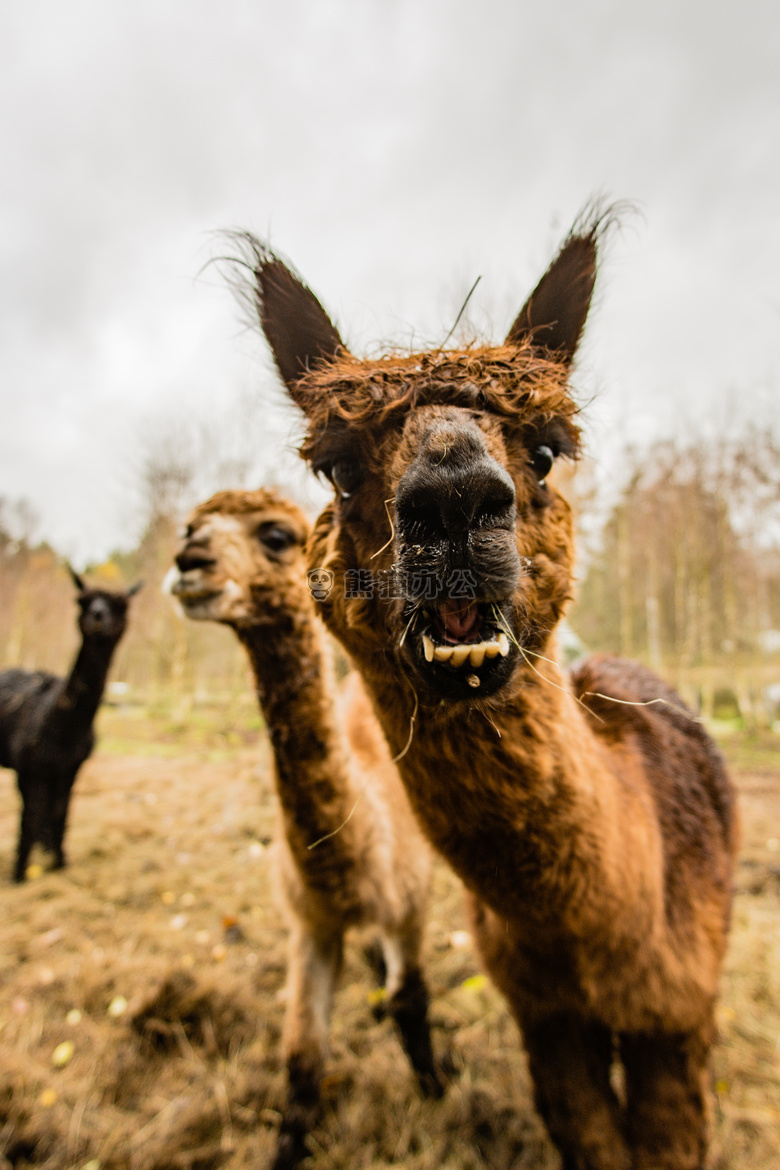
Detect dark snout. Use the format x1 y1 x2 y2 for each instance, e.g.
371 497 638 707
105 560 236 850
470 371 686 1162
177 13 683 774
397 453 516 540
87 599 111 627
395 419 520 595
175 541 216 573
393 417 522 700
81 596 127 639
82 598 115 634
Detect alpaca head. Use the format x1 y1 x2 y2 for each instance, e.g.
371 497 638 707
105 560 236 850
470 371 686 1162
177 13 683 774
234 210 608 703
170 489 311 629
67 566 142 642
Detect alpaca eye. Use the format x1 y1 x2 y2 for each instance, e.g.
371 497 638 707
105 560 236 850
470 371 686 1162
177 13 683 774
257 523 296 553
530 445 555 485
330 458 363 498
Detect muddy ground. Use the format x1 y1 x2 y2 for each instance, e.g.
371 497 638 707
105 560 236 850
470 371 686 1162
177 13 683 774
1 707 778 1169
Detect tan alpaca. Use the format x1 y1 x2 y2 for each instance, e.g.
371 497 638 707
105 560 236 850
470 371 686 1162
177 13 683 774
230 213 738 1170
169 489 439 1170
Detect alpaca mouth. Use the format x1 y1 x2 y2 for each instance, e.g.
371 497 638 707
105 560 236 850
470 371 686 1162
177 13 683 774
404 599 517 698
424 601 510 664
176 585 222 606
169 564 221 606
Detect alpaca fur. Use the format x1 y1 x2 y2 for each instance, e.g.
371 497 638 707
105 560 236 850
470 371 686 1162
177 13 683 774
231 211 739 1170
0 570 140 882
169 489 439 1170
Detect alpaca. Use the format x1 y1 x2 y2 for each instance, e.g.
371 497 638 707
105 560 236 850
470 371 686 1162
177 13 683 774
230 213 739 1170
169 488 440 1170
0 568 141 882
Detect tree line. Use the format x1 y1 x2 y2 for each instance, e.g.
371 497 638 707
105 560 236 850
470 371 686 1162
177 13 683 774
569 425 780 724
2 422 779 726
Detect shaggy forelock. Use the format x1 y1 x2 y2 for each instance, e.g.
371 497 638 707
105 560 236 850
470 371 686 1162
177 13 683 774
296 343 582 460
188 488 308 527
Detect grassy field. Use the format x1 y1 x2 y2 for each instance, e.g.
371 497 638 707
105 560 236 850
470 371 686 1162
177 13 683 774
0 705 778 1169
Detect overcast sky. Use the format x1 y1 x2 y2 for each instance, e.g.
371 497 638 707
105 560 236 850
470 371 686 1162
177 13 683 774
1 0 778 563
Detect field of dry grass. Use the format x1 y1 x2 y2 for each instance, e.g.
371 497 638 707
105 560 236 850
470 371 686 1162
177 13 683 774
1 705 778 1169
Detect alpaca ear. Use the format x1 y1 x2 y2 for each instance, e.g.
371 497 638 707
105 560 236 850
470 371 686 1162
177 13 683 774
126 580 143 598
506 230 598 364
67 563 86 593
250 245 345 406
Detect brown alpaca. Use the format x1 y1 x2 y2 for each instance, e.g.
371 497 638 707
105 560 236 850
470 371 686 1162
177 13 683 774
228 213 739 1170
169 488 439 1169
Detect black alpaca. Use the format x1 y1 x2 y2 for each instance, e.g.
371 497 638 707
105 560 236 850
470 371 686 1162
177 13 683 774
0 568 141 881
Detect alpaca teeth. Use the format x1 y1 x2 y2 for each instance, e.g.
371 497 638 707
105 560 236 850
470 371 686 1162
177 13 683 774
426 634 512 667
468 644 486 668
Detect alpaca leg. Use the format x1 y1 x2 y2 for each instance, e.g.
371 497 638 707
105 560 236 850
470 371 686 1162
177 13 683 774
273 924 343 1170
48 776 76 870
522 1013 630 1170
381 925 443 1097
13 775 41 882
620 1023 714 1170
50 818 68 869
13 804 34 883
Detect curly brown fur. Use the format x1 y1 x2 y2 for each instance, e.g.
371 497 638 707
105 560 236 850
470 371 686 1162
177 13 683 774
235 205 738 1170
170 488 440 1169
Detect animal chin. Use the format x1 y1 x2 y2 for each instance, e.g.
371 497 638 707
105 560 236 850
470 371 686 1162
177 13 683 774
171 573 225 612
83 619 121 639
402 599 518 699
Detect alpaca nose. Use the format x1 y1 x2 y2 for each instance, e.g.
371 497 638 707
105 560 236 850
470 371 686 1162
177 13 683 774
175 542 215 572
396 425 517 542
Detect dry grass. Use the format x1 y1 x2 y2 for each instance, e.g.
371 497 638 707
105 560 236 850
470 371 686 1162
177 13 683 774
0 707 777 1169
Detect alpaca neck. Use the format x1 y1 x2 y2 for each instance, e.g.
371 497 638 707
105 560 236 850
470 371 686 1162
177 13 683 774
237 613 358 865
364 647 654 933
62 636 118 727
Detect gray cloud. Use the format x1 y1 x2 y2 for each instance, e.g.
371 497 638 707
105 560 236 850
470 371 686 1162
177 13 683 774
1 0 778 559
